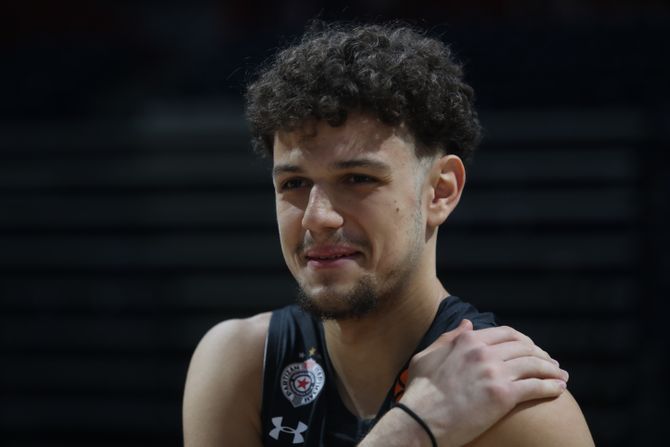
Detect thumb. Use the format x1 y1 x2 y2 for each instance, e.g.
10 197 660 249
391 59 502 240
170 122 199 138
438 318 473 343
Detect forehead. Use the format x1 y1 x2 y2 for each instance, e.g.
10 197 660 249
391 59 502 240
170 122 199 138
272 114 418 167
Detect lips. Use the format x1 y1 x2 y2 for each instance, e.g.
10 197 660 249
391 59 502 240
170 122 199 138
303 246 361 269
304 245 359 261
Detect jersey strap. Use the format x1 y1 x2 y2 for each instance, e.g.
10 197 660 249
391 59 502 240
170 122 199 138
261 305 329 446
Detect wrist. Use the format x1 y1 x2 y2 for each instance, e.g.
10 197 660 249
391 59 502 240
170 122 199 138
392 403 437 447
358 406 432 447
397 395 460 447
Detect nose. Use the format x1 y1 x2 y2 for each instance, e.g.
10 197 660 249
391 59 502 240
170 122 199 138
301 185 344 232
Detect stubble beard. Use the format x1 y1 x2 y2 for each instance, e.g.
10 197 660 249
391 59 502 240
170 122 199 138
296 266 423 321
294 167 429 321
296 275 380 321
296 220 424 321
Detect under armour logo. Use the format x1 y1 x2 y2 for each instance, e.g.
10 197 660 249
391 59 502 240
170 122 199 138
269 417 308 444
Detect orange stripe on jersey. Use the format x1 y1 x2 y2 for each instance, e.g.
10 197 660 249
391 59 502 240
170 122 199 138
393 368 409 402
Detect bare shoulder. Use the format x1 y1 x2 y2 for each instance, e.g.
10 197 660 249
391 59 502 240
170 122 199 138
183 312 271 447
467 391 595 447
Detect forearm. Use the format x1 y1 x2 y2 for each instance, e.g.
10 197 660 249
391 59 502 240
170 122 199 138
359 407 439 447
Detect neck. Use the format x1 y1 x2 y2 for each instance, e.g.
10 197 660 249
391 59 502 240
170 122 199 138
323 276 448 419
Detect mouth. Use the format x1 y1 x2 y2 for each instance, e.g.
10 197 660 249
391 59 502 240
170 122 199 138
303 246 361 269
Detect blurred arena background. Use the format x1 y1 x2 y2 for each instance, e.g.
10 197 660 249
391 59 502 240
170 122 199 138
1 1 669 446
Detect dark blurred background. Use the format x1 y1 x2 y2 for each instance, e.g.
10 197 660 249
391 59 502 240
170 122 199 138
1 1 669 446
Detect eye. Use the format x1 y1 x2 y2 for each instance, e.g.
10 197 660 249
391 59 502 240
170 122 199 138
344 174 377 184
279 177 310 191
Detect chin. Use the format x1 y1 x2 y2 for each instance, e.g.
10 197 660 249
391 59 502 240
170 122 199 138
295 279 379 321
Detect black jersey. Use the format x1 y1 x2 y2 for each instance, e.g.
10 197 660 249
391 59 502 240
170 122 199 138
260 296 496 446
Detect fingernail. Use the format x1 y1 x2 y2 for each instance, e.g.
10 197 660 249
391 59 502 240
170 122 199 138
552 359 559 366
561 369 569 381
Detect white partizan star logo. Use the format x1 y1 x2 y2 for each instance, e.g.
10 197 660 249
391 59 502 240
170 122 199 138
280 358 326 407
269 417 308 444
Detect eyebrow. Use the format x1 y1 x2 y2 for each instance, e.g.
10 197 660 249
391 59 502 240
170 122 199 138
272 164 303 177
272 158 392 177
333 158 391 171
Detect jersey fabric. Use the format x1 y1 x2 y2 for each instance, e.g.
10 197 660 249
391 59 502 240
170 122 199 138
260 296 497 446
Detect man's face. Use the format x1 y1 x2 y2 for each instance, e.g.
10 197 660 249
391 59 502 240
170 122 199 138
272 113 432 320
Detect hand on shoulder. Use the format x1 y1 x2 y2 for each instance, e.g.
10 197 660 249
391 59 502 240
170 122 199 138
382 319 590 447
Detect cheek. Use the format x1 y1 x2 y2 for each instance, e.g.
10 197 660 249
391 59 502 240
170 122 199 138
276 204 303 245
384 195 424 246
363 198 418 258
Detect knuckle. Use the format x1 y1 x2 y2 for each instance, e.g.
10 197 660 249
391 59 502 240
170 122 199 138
457 330 477 345
535 346 548 357
499 326 517 341
526 357 546 373
480 364 498 380
485 382 511 404
409 352 424 368
499 325 514 336
523 334 535 345
541 379 564 395
465 346 488 363
501 325 532 344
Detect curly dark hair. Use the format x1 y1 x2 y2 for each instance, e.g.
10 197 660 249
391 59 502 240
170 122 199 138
245 21 482 162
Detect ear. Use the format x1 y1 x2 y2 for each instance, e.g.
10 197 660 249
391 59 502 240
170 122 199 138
426 155 466 228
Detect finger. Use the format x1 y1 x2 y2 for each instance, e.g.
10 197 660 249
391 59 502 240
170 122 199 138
426 320 473 354
470 325 534 346
436 319 473 344
510 378 567 403
505 356 569 382
491 341 555 363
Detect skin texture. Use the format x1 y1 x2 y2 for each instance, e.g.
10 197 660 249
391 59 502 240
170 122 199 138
466 392 595 446
183 314 269 447
272 116 431 320
183 114 595 446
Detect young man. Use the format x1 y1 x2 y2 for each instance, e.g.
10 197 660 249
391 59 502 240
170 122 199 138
183 23 594 446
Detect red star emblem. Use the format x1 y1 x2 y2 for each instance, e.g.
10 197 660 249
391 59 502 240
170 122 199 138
296 377 310 390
